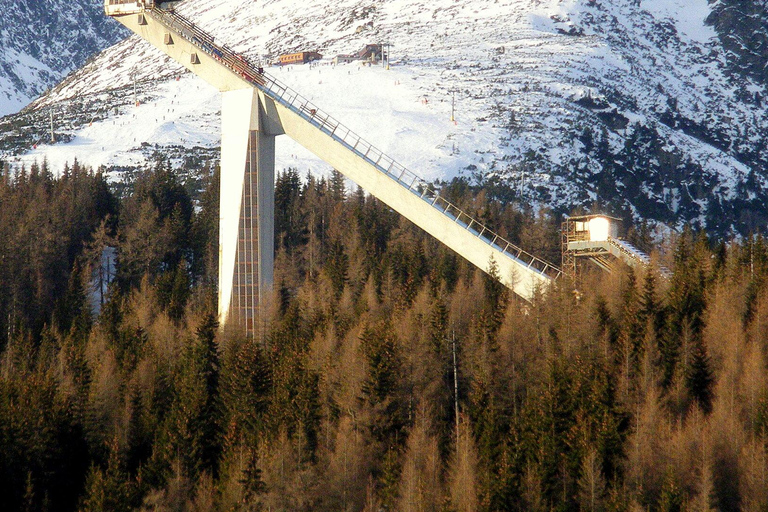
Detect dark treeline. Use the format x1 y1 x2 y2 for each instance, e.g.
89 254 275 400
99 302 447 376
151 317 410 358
0 161 767 511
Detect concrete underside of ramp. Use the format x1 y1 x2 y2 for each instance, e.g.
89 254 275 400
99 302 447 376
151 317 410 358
262 90 552 299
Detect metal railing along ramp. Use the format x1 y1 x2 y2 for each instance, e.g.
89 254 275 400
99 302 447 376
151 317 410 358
117 5 563 300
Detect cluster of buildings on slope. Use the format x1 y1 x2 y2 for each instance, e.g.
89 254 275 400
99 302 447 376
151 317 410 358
275 43 383 66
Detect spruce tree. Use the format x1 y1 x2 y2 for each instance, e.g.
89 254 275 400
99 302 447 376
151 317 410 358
80 438 135 512
359 322 407 444
686 339 714 414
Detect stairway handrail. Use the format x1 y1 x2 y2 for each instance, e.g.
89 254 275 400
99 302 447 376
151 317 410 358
607 237 672 278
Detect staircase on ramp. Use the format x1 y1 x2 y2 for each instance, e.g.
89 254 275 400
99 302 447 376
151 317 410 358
605 238 673 279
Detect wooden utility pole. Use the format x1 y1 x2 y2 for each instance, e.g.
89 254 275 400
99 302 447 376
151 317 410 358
452 331 459 454
50 110 55 143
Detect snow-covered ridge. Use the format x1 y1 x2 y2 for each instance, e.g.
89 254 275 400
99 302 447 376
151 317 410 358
3 0 768 236
0 0 125 116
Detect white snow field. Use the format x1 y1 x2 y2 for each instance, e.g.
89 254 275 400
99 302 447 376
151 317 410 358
6 0 767 233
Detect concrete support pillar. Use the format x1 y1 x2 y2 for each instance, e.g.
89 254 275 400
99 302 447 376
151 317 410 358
254 130 275 306
218 88 275 335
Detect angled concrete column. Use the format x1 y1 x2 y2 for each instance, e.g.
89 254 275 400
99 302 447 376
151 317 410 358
219 88 275 334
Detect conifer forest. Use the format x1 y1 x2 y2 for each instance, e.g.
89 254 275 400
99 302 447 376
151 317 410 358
1 160 768 511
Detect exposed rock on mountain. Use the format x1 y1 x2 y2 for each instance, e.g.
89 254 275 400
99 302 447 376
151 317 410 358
0 0 125 115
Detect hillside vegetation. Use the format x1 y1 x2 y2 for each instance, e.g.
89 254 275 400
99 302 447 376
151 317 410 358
0 160 767 511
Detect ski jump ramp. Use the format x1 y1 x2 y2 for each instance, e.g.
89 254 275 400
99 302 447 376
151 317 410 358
105 1 561 333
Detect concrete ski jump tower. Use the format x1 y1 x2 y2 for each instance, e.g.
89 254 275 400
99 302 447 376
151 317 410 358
561 215 672 279
105 0 562 336
106 0 277 333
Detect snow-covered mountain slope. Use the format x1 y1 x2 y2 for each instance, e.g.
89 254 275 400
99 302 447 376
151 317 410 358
708 0 768 86
2 0 768 236
0 0 126 116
